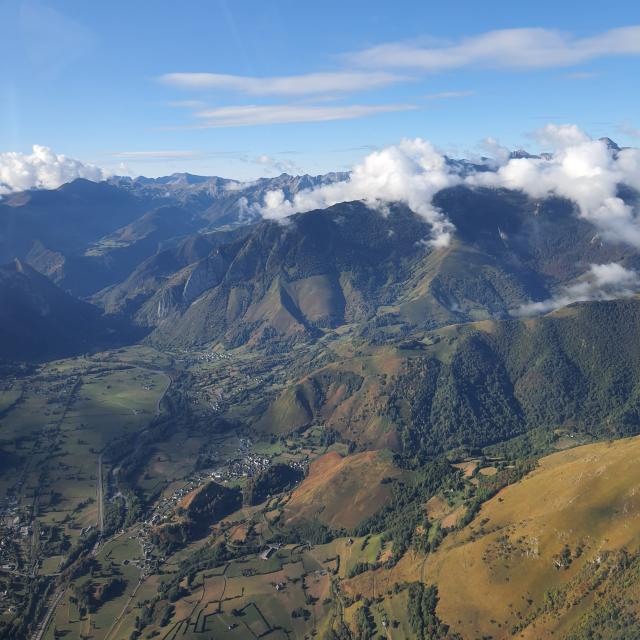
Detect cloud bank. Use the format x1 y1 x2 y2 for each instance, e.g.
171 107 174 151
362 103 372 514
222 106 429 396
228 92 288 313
260 138 461 247
514 263 640 316
5 124 640 255
0 145 107 194
259 124 640 249
468 124 640 246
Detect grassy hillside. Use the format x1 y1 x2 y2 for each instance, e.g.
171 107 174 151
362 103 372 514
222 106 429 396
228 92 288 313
426 435 640 639
337 435 640 639
254 297 640 459
282 450 402 529
115 189 640 350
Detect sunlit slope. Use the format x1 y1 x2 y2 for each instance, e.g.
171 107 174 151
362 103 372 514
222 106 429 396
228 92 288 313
282 450 402 529
426 436 640 639
256 297 640 455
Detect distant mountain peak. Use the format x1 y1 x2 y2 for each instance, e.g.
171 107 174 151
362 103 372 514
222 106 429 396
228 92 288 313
509 149 536 159
599 137 621 151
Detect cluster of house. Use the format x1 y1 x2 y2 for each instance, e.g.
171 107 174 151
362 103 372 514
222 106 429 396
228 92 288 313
174 349 232 365
0 499 30 574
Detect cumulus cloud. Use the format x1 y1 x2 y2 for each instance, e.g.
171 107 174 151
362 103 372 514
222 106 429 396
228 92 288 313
350 26 640 71
514 263 640 316
532 123 590 149
159 71 407 96
467 124 640 246
190 103 416 127
254 123 640 250
0 145 107 194
259 138 461 247
479 137 511 167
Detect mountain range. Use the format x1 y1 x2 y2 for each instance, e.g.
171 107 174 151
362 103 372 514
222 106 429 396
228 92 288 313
1 152 639 360
4 144 640 639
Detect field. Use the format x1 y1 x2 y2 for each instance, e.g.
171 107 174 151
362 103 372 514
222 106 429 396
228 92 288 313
11 325 640 640
43 533 144 640
0 348 170 630
110 542 335 640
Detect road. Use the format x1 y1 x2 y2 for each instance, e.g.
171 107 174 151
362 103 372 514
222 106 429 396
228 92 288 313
30 587 66 640
97 453 104 534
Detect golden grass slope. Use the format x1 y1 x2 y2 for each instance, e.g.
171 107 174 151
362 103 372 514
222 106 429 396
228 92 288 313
424 436 640 639
283 450 402 529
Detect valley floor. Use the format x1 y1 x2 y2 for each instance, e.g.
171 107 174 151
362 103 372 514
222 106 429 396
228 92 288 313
2 338 640 640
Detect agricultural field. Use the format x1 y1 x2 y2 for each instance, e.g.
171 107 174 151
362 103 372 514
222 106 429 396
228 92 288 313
137 543 335 640
7 327 640 640
0 348 170 631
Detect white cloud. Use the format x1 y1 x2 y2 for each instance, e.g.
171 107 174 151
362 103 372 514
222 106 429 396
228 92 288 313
259 138 460 247
0 145 107 194
479 137 511 166
468 124 640 247
159 71 407 96
514 263 640 315
532 123 590 149
422 90 475 100
192 103 416 127
253 154 301 175
167 100 206 108
254 123 640 250
350 26 640 71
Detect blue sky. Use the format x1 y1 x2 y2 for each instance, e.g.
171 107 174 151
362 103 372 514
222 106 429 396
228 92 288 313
2 0 640 179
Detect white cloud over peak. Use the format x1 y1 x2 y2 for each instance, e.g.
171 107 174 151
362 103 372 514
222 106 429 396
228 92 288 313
515 263 640 316
260 138 461 247
0 145 107 194
468 125 640 246
257 123 640 250
159 71 407 96
5 125 640 257
350 26 640 71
